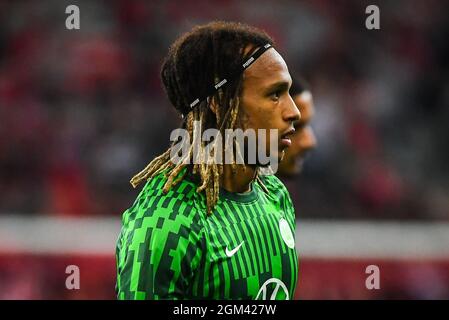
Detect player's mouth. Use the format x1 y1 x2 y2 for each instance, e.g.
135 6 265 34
280 127 295 148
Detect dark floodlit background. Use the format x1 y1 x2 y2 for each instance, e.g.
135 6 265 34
0 0 448 299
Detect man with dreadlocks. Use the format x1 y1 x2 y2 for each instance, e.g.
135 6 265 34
116 21 300 300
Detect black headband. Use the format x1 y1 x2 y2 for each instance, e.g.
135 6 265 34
183 43 273 117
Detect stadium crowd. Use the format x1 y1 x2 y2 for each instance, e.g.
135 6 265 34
0 1 448 219
0 1 449 219
1 0 449 300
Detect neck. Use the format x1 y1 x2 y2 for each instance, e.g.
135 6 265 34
220 164 257 193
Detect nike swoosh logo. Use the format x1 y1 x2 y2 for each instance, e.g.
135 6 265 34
225 241 244 257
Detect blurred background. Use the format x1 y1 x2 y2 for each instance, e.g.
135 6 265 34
0 0 448 299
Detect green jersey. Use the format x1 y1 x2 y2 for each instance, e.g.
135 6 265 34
115 168 298 300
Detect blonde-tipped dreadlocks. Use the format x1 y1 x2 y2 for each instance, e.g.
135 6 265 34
130 21 274 215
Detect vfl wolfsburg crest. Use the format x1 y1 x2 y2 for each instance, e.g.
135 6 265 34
279 218 295 249
255 278 290 300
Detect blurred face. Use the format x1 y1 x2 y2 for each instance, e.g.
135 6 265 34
277 91 317 176
239 48 300 166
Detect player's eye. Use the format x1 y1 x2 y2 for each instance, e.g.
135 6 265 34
270 90 281 101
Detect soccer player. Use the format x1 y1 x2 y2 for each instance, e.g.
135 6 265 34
277 77 317 177
115 21 300 300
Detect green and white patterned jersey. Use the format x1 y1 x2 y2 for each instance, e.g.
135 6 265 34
115 168 298 300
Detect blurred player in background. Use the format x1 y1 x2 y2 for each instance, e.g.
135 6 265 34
115 21 300 300
277 77 317 178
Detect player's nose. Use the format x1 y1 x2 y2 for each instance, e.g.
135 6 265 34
284 94 301 123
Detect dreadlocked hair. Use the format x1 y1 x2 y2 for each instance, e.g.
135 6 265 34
130 21 274 215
